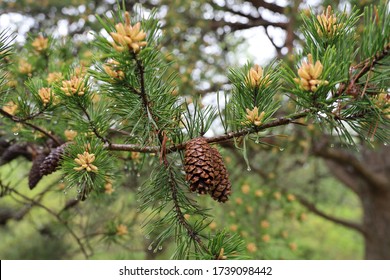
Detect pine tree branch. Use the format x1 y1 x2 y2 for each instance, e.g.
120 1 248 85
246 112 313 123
58 198 80 215
210 18 288 32
107 142 159 153
338 42 390 95
324 159 363 195
133 52 210 256
295 194 366 236
210 1 261 22
133 53 159 131
165 161 209 254
186 1 287 33
76 100 109 144
352 42 390 83
10 187 90 259
0 108 61 146
265 27 283 58
0 180 56 223
107 109 311 153
247 0 286 14
125 83 141 96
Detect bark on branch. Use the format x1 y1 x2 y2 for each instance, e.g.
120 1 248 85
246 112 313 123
296 195 366 236
248 0 286 14
107 110 310 153
323 160 362 195
210 18 288 32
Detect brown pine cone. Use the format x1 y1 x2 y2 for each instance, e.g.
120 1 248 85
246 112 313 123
40 143 68 176
184 137 232 203
184 137 215 195
29 153 48 189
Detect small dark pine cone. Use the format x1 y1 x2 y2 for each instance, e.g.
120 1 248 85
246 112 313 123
209 146 231 203
29 153 48 189
184 137 215 195
40 143 67 176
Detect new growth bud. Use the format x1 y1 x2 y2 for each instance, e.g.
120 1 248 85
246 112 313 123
110 12 147 53
64 129 78 141
294 54 328 92
18 59 33 76
32 35 49 53
74 151 98 172
116 224 128 236
316 6 341 36
105 182 115 195
47 72 63 84
374 91 390 118
103 59 125 80
38 87 53 105
60 76 86 96
248 64 271 87
242 106 265 126
2 101 18 115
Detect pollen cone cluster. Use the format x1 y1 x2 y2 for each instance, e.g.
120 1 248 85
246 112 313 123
247 64 270 87
110 12 147 53
184 137 231 203
294 54 328 92
316 6 341 36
